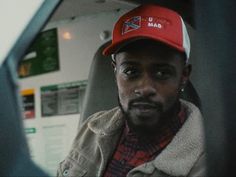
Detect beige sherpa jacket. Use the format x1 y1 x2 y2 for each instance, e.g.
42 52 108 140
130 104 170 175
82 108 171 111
57 100 206 177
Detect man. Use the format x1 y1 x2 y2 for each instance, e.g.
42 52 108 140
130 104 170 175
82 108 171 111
57 4 205 177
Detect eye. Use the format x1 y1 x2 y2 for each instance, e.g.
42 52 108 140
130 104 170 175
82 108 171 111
122 67 139 78
154 69 173 80
124 69 135 75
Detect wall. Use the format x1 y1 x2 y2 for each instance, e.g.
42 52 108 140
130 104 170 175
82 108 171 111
20 9 129 175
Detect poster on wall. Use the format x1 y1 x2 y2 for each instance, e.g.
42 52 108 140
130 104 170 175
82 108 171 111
25 125 68 173
25 127 38 158
24 118 80 176
18 28 60 78
21 89 35 119
41 80 87 117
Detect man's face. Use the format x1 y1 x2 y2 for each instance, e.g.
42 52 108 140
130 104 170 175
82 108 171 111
113 41 191 135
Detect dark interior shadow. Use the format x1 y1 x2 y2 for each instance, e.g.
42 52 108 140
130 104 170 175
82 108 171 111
0 60 48 176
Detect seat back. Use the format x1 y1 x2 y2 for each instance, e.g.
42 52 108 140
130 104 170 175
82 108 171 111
79 42 117 125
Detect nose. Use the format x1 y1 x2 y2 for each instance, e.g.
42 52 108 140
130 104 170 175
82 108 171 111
134 74 156 97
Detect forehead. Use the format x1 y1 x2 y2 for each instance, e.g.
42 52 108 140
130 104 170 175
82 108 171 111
115 40 185 66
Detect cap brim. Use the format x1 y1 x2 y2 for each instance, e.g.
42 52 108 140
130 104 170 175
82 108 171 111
102 36 185 56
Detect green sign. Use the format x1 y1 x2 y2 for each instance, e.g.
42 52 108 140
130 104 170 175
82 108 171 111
18 28 60 78
25 128 36 134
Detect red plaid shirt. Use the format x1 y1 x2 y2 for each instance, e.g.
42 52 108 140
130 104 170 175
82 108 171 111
103 105 187 177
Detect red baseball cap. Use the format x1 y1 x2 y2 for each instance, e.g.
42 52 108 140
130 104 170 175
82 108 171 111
103 4 190 62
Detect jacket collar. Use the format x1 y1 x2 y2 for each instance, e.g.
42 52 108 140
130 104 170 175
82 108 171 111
152 100 205 176
88 107 124 136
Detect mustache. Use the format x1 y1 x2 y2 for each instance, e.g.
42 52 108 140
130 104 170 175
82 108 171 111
128 97 163 111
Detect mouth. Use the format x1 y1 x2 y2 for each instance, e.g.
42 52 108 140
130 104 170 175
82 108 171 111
132 102 157 108
131 102 160 114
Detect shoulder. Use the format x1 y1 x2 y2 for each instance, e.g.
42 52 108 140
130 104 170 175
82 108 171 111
84 107 122 132
153 100 205 176
72 106 123 146
77 107 121 131
57 107 123 177
187 152 206 177
180 99 202 118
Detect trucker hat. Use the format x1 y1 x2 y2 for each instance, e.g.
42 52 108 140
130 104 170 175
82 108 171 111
103 4 191 62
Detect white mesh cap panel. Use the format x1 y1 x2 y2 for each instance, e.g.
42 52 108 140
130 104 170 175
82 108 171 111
180 18 191 62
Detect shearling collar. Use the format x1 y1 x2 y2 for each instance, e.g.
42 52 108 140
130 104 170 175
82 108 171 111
152 100 205 176
129 100 205 176
88 107 124 135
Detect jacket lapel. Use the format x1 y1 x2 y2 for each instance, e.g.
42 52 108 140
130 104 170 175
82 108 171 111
88 107 125 176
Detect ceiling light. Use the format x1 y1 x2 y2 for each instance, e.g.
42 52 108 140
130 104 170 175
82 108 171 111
62 32 72 40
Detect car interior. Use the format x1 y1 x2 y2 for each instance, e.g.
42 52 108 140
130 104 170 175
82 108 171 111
0 0 235 176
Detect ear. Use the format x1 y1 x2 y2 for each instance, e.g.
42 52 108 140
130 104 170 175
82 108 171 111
111 60 117 84
111 60 117 74
181 64 192 84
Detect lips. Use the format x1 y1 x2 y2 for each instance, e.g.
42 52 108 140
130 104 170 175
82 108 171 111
132 102 157 109
130 102 161 115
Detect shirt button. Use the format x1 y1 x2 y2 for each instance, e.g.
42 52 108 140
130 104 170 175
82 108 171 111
63 169 69 176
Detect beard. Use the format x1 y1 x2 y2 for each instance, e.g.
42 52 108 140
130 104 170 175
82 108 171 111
118 96 180 139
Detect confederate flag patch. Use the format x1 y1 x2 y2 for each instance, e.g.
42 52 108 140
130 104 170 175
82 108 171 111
122 16 141 35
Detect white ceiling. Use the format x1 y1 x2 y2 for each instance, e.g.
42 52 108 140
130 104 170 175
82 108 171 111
49 0 139 22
